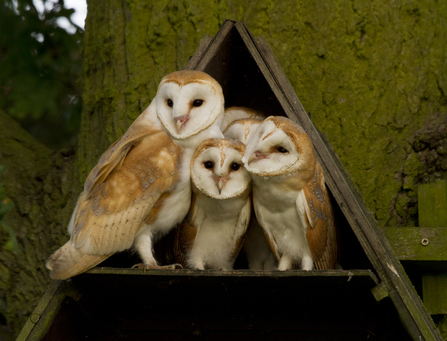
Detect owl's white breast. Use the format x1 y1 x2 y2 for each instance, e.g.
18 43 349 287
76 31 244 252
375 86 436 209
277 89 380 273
251 174 308 255
251 173 298 211
194 186 250 222
188 188 250 269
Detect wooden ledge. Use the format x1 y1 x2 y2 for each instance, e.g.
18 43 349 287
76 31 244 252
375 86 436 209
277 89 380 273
84 267 378 280
74 268 381 298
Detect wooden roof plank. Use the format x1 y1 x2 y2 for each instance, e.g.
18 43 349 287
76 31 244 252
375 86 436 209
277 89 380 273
185 34 214 70
16 280 77 341
185 20 235 72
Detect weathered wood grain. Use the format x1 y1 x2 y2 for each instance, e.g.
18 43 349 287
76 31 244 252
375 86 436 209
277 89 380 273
16 280 79 341
83 267 378 279
419 181 447 228
423 274 447 315
383 227 447 261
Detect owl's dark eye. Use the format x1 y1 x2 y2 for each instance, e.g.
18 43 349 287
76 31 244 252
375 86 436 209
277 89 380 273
231 163 241 171
192 99 204 107
277 146 288 153
167 99 173 107
204 161 214 169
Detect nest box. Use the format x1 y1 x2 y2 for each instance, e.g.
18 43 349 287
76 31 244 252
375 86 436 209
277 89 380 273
18 20 443 341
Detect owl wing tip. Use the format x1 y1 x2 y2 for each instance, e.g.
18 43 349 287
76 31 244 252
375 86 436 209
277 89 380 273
46 241 111 280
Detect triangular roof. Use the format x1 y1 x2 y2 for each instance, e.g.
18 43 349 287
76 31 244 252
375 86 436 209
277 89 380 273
186 20 441 341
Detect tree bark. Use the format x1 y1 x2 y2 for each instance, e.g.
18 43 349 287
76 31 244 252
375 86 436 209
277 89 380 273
0 111 78 338
0 0 446 338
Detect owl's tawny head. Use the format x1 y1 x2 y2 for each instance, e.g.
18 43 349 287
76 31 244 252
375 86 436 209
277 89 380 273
221 106 267 131
223 118 263 145
156 70 224 141
191 138 251 199
242 116 316 178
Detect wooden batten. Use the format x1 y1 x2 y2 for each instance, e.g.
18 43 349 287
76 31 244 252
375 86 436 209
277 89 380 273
18 20 443 341
383 180 447 330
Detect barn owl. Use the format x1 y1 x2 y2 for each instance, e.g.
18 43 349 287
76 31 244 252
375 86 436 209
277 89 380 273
223 116 277 270
174 138 251 270
242 116 338 270
46 70 225 279
221 106 267 131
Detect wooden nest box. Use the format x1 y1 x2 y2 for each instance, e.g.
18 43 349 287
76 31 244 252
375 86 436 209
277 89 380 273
18 20 443 341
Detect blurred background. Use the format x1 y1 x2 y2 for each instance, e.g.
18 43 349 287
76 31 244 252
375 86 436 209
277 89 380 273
0 0 86 150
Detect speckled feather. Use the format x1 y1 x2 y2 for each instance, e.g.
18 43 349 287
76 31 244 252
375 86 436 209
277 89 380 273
74 127 181 254
47 121 182 279
303 162 338 269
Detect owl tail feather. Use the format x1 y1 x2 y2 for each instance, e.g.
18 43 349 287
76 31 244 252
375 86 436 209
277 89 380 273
46 241 112 280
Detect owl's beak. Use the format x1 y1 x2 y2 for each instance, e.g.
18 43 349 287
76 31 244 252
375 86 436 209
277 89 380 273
216 177 227 195
248 151 267 165
174 115 189 133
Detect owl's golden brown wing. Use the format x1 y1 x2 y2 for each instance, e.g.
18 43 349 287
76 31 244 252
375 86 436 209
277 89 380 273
47 121 182 279
303 162 338 269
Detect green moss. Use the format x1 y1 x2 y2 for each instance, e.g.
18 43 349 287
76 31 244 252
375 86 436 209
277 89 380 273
396 196 411 217
403 176 414 190
404 153 423 177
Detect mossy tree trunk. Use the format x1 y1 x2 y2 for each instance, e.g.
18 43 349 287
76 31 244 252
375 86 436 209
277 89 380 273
0 0 446 338
0 113 78 339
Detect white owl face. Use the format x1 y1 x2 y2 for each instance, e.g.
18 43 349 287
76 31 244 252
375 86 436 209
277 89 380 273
156 71 224 140
191 139 252 199
242 116 315 177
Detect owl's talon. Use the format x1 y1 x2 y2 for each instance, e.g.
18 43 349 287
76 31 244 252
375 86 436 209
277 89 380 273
131 263 146 270
170 263 183 270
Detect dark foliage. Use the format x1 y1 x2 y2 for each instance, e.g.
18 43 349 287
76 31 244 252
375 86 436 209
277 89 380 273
0 0 83 149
